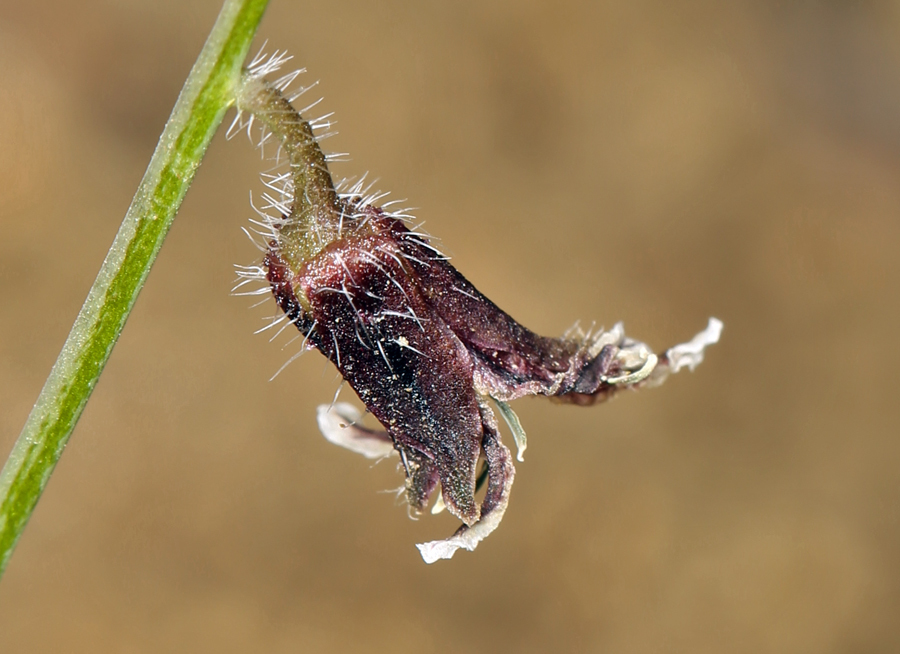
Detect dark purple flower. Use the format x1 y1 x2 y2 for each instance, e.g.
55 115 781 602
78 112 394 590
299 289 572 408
233 53 722 562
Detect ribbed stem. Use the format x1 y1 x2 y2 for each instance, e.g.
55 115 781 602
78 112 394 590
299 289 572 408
0 0 270 580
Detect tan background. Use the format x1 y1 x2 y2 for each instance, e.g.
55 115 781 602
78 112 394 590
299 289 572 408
1 1 899 652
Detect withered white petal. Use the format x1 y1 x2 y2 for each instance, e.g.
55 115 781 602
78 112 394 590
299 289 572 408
416 501 508 563
316 402 396 460
666 317 724 373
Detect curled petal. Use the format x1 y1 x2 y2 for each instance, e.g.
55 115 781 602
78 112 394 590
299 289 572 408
644 317 724 388
416 404 515 563
665 317 723 373
416 504 505 563
316 402 395 460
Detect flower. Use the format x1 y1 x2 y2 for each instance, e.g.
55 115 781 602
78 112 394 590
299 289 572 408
233 52 722 563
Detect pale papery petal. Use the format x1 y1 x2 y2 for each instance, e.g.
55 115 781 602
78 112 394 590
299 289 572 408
316 402 395 460
417 420 514 563
416 506 507 563
666 317 724 373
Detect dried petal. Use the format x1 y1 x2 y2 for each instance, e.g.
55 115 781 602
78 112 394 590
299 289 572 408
417 402 514 562
665 317 723 373
316 402 394 460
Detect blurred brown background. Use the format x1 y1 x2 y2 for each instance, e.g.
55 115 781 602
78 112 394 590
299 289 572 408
1 1 899 652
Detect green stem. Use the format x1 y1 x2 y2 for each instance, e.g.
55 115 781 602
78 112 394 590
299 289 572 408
0 0 270 579
235 73 340 286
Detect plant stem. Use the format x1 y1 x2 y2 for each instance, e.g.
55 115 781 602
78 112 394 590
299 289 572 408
0 0 270 579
